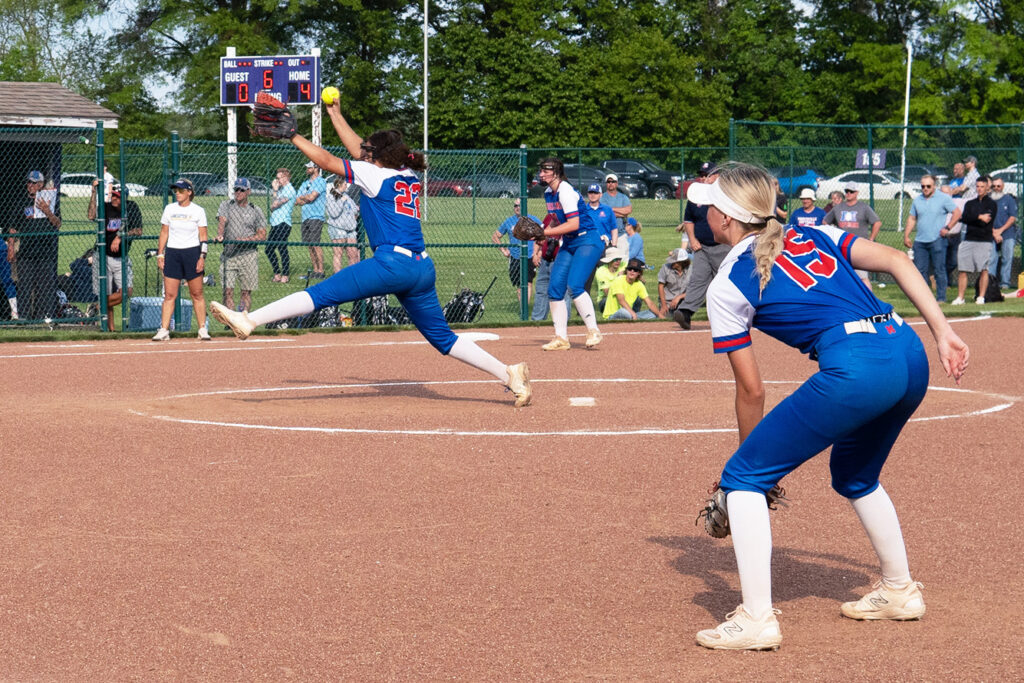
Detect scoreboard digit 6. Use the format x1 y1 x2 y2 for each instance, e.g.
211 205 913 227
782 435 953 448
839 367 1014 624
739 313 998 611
220 54 321 107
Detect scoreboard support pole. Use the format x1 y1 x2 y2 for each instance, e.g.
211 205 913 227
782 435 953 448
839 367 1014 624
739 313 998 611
226 46 238 191
311 47 322 147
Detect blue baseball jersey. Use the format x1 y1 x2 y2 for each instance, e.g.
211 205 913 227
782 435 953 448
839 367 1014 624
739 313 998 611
340 159 425 252
585 202 617 243
544 181 602 248
787 206 827 229
708 224 892 356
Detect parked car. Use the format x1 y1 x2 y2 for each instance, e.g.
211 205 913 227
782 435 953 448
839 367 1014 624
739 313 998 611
768 166 825 197
601 159 681 200
464 172 519 198
816 170 921 201
426 177 473 197
58 173 148 198
885 165 947 186
206 176 272 196
529 164 644 198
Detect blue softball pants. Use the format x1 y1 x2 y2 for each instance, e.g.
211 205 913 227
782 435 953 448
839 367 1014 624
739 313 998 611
305 247 458 354
548 239 603 300
719 319 929 499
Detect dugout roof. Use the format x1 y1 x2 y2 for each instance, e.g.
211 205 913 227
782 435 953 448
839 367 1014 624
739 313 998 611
0 81 118 140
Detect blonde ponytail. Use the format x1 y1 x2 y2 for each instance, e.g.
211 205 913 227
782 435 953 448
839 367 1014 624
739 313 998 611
752 218 785 293
715 162 785 293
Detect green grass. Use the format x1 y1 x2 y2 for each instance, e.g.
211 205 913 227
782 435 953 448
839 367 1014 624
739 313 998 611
0 195 1019 340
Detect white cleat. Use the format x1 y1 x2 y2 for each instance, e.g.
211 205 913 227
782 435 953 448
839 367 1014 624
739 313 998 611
585 328 602 349
506 362 532 408
151 327 170 341
696 606 782 651
197 325 211 341
840 580 925 621
209 301 255 340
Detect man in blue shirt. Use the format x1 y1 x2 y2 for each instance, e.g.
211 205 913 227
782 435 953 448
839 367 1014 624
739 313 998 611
599 173 632 241
492 198 542 303
295 161 327 279
787 188 826 228
584 183 618 246
987 177 1018 290
903 174 960 303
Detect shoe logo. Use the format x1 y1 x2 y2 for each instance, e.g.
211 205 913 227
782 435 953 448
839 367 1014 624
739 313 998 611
869 596 890 609
722 622 744 636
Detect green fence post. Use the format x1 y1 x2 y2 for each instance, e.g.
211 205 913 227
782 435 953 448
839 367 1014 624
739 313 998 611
170 131 182 330
729 118 736 159
519 144 529 321
118 140 129 331
866 124 875 208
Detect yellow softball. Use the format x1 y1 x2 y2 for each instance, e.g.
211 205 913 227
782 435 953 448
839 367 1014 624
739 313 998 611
321 86 340 105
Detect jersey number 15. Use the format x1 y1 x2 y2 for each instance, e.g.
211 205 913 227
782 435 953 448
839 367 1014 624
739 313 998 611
775 227 837 290
394 181 422 219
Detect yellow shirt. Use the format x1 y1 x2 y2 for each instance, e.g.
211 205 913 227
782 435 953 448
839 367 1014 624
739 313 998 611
594 263 624 295
603 275 649 318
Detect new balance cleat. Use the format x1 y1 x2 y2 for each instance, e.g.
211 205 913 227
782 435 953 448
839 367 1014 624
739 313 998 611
151 327 170 341
506 362 532 408
585 328 602 348
210 301 255 340
696 606 782 651
542 336 570 351
840 580 925 621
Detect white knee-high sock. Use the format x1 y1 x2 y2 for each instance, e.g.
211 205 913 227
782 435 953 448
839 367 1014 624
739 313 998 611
726 490 774 619
849 484 911 587
550 299 569 339
447 335 508 382
248 291 315 326
572 292 598 331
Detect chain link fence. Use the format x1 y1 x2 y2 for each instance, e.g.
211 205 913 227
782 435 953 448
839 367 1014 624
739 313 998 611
3 121 1021 336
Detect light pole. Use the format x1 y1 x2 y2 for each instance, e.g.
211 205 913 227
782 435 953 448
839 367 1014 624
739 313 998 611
898 39 913 226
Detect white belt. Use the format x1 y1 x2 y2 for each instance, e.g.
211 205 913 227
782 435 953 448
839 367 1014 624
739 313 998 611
388 245 428 259
843 312 903 335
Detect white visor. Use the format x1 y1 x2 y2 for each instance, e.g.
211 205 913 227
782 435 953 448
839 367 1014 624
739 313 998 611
686 179 765 225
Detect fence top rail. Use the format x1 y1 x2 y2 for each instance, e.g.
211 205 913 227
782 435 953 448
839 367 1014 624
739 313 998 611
734 120 1024 132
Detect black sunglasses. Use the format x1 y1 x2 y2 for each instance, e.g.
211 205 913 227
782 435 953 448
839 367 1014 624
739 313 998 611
626 266 642 272
921 184 933 189
845 189 858 193
234 187 248 192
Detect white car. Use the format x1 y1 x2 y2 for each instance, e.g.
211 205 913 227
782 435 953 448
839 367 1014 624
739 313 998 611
59 173 148 198
816 170 921 201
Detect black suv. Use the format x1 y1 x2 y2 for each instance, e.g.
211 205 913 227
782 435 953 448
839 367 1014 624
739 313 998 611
600 159 681 200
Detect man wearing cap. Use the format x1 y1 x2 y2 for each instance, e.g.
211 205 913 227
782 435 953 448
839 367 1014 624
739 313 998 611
903 174 960 303
9 170 61 320
492 198 542 304
658 248 692 326
295 161 327 279
602 258 664 320
215 178 267 314
599 173 632 242
952 156 980 200
823 184 882 289
88 178 143 330
673 162 729 329
787 188 826 228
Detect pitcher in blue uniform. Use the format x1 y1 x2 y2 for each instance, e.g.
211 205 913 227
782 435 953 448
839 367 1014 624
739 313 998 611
536 158 604 351
211 103 531 408
687 163 969 651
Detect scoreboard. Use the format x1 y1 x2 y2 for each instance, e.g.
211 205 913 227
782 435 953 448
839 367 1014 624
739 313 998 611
220 54 321 107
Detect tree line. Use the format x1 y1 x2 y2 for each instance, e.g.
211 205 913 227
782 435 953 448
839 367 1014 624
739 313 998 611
2 0 1021 149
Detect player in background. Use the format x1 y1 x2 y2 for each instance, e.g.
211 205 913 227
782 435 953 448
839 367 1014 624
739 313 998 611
211 99 531 408
689 163 968 650
536 158 604 351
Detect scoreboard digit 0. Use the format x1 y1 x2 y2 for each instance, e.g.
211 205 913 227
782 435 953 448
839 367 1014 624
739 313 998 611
220 55 321 107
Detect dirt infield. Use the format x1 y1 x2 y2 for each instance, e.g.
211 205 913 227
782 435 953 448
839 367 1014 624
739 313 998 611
1 316 1020 679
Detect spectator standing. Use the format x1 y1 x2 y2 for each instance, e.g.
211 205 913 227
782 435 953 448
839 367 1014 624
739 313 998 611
267 167 297 283
215 178 267 314
902 175 960 303
787 188 827 228
624 217 646 264
772 177 788 222
326 177 360 274
941 184 967 286
602 258 664 320
674 162 728 329
952 175 997 305
987 178 1017 290
948 162 966 192
9 170 60 321
823 184 882 290
492 199 541 303
658 248 691 326
295 161 327 279
585 184 618 247
88 179 143 330
822 190 844 216
0 237 16 319
953 156 980 200
530 237 571 321
599 173 632 242
153 178 210 341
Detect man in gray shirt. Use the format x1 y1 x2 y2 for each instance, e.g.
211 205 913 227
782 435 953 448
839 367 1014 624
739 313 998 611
823 184 882 289
215 177 267 313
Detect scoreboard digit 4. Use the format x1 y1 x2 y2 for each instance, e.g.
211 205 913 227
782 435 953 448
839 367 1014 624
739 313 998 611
220 55 321 106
